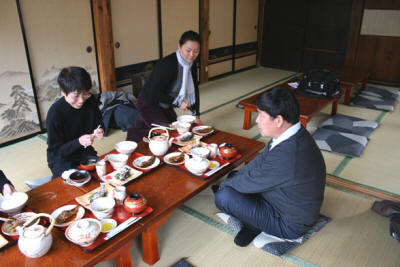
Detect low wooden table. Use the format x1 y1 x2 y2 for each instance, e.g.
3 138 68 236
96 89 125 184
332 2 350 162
238 83 340 130
0 130 264 266
325 65 370 105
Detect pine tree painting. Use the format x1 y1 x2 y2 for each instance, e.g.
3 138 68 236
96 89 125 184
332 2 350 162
0 84 40 138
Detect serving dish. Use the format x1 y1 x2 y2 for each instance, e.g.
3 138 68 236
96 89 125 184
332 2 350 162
163 152 189 165
192 125 214 136
132 156 160 170
100 166 142 187
51 205 85 228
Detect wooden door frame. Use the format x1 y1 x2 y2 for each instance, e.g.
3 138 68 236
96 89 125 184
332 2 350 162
91 0 117 92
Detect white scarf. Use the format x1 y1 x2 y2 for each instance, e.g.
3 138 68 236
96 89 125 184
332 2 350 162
173 50 195 107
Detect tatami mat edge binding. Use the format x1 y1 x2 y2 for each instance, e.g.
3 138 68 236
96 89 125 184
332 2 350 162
179 205 319 267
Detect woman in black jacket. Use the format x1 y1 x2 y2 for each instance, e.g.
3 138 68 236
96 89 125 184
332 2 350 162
127 30 201 142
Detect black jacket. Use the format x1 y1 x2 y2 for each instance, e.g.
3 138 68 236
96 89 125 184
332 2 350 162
141 53 200 116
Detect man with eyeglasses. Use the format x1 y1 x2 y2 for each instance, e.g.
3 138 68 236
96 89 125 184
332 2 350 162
46 66 104 179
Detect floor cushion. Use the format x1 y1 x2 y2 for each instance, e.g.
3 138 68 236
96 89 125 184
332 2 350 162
217 212 331 256
319 114 378 137
312 127 369 157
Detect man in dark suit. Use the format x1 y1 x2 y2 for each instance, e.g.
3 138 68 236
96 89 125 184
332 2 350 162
214 86 326 247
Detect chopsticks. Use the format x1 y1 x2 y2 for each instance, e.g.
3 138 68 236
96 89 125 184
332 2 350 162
151 123 173 130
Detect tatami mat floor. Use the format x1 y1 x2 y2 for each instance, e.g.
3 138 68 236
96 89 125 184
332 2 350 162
2 66 399 266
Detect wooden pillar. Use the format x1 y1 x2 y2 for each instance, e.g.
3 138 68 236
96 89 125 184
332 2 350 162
199 0 209 83
92 0 116 91
256 0 265 66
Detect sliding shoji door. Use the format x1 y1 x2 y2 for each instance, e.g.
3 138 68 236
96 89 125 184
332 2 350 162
208 0 234 78
235 0 258 71
161 0 199 56
111 0 159 68
19 0 98 127
0 0 41 145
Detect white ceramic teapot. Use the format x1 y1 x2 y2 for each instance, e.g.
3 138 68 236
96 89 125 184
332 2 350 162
18 213 55 258
148 127 173 156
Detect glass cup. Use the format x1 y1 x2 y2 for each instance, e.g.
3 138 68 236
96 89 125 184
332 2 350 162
114 186 126 205
96 160 106 178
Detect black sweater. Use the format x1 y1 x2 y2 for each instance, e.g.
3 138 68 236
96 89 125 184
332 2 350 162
46 96 102 178
141 53 200 116
221 127 326 230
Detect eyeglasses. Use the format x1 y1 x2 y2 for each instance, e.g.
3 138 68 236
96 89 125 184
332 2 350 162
69 92 91 99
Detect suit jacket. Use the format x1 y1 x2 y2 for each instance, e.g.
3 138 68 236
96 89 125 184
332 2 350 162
141 53 200 116
221 127 326 229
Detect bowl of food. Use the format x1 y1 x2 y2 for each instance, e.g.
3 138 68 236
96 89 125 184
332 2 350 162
65 218 101 247
1 212 39 237
190 147 210 160
107 154 129 170
69 170 90 183
79 155 99 171
115 141 138 155
185 157 210 176
176 122 191 134
178 115 196 124
90 197 115 220
0 192 28 216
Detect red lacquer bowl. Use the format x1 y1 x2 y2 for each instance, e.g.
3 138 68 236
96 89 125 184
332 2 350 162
123 194 147 215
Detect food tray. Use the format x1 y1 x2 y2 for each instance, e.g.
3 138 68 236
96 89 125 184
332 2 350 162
92 151 164 181
165 151 242 180
62 199 153 252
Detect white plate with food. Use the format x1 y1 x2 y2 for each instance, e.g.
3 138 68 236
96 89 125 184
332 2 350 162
173 132 202 146
100 166 142 187
163 152 189 165
192 125 214 136
133 156 160 170
1 212 39 236
51 205 85 228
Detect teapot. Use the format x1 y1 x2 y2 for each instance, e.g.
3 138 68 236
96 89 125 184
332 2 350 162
18 213 55 258
148 127 173 156
124 193 147 215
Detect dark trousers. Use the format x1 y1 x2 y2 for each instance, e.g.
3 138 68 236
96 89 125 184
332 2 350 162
215 186 301 239
126 94 177 142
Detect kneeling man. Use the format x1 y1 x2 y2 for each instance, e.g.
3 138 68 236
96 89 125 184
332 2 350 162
214 86 326 247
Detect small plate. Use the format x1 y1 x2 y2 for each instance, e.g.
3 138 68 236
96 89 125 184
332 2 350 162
51 205 85 228
208 160 220 170
163 152 189 165
192 125 214 136
100 218 117 233
133 156 160 170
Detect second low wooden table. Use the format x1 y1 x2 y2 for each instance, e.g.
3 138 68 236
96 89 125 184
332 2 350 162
238 83 340 130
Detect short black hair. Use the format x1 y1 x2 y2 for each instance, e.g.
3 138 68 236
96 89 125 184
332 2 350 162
179 30 201 46
255 86 300 124
57 66 92 94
